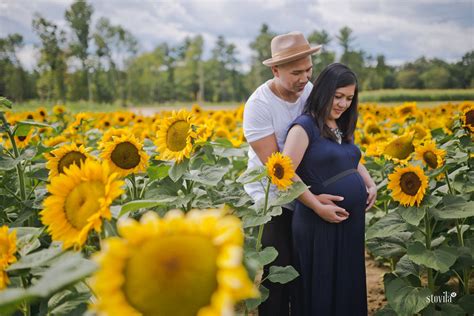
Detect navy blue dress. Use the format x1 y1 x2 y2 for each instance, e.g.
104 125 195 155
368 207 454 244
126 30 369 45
289 114 367 316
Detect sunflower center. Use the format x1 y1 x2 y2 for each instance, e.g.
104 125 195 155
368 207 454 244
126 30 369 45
110 142 140 169
423 151 438 168
367 125 381 134
400 172 421 196
17 136 27 142
466 110 474 127
273 163 284 179
166 120 189 152
64 181 105 230
123 235 218 316
58 151 87 174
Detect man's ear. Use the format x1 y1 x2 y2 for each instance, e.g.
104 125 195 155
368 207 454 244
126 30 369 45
271 65 279 78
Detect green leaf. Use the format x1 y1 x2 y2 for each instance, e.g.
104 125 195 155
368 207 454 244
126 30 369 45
7 247 62 271
366 232 413 259
430 196 474 220
147 164 171 180
407 242 458 273
397 205 425 226
120 198 177 215
15 120 52 129
245 285 269 310
384 274 431 316
394 255 419 277
366 212 409 240
236 166 267 184
258 247 278 266
0 97 12 109
183 165 229 186
28 253 97 297
267 206 282 217
266 265 299 284
270 181 307 206
374 305 398 316
458 294 474 314
169 158 189 182
13 124 32 137
421 303 466 316
242 213 271 228
48 290 90 316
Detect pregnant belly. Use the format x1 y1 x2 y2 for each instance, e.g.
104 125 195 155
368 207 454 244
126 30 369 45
314 173 367 214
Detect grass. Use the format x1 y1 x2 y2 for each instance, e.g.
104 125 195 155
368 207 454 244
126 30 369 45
359 89 474 102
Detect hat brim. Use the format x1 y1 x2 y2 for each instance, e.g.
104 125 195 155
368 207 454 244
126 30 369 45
262 45 322 67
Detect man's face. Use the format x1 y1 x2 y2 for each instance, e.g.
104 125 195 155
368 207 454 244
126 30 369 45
273 56 313 95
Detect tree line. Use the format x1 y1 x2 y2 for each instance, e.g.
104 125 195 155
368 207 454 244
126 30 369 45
1 0 473 105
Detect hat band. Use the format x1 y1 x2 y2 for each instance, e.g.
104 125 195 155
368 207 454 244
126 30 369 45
272 43 312 59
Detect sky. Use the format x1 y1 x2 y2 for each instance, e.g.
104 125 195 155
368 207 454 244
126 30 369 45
0 0 473 71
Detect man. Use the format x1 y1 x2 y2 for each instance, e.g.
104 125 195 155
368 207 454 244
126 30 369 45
243 31 345 316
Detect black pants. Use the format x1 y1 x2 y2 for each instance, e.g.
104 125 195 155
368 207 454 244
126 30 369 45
258 207 293 316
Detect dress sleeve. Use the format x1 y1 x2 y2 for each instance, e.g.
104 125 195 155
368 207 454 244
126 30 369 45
288 114 319 143
243 99 274 143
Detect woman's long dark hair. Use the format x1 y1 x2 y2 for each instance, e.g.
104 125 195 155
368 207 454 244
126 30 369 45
303 63 359 143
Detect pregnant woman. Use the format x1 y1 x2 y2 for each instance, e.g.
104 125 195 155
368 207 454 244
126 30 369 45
282 63 377 315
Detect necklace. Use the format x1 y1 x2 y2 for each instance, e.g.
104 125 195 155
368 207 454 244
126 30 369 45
329 126 343 144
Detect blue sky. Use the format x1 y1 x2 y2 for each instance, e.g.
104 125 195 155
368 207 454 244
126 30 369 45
1 0 473 70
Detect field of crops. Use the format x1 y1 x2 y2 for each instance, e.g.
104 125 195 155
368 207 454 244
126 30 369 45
0 98 473 315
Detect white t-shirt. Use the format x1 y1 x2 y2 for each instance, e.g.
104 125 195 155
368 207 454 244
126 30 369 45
243 80 313 208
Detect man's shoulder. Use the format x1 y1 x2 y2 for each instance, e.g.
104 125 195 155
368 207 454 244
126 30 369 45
245 81 272 109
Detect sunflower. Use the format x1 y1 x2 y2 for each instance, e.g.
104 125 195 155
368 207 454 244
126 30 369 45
0 226 17 290
388 165 428 206
461 108 474 132
45 143 91 178
266 152 295 190
415 142 446 169
363 120 384 136
43 135 68 147
408 123 432 143
90 209 258 316
52 105 66 115
395 102 418 118
41 160 124 250
155 110 196 162
196 119 216 143
383 133 415 164
100 133 149 177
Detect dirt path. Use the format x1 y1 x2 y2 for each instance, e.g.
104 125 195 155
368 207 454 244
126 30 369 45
366 251 389 315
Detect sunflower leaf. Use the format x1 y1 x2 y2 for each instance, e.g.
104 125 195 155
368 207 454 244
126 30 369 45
269 181 307 207
383 274 431 316
168 158 189 182
120 198 177 215
397 205 425 226
266 265 299 284
407 242 458 273
366 212 409 240
429 196 474 220
236 165 267 184
7 247 62 271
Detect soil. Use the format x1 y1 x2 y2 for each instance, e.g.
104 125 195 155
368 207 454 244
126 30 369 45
365 251 390 315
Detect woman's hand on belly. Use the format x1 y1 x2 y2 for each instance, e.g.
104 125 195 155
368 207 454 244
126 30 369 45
315 193 345 206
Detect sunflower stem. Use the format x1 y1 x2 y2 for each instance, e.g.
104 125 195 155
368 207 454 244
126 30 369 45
130 174 138 200
444 170 454 195
20 276 30 316
0 113 28 223
424 212 434 292
256 180 271 252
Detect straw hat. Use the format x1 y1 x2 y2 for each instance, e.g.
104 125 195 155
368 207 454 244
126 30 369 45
262 31 322 67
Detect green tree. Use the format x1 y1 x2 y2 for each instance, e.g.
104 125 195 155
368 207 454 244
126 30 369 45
308 29 335 76
65 0 93 101
32 14 68 101
246 24 275 92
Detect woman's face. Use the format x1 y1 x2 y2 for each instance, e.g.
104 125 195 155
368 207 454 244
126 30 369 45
329 84 356 121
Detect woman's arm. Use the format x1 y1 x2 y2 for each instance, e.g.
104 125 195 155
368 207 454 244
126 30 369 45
283 125 349 223
357 162 377 211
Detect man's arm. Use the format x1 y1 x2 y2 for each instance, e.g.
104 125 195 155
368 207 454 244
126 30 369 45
248 133 279 165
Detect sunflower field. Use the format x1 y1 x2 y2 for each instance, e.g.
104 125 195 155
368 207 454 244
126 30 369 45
0 96 472 315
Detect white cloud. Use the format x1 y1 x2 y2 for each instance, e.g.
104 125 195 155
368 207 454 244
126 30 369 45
1 0 472 71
